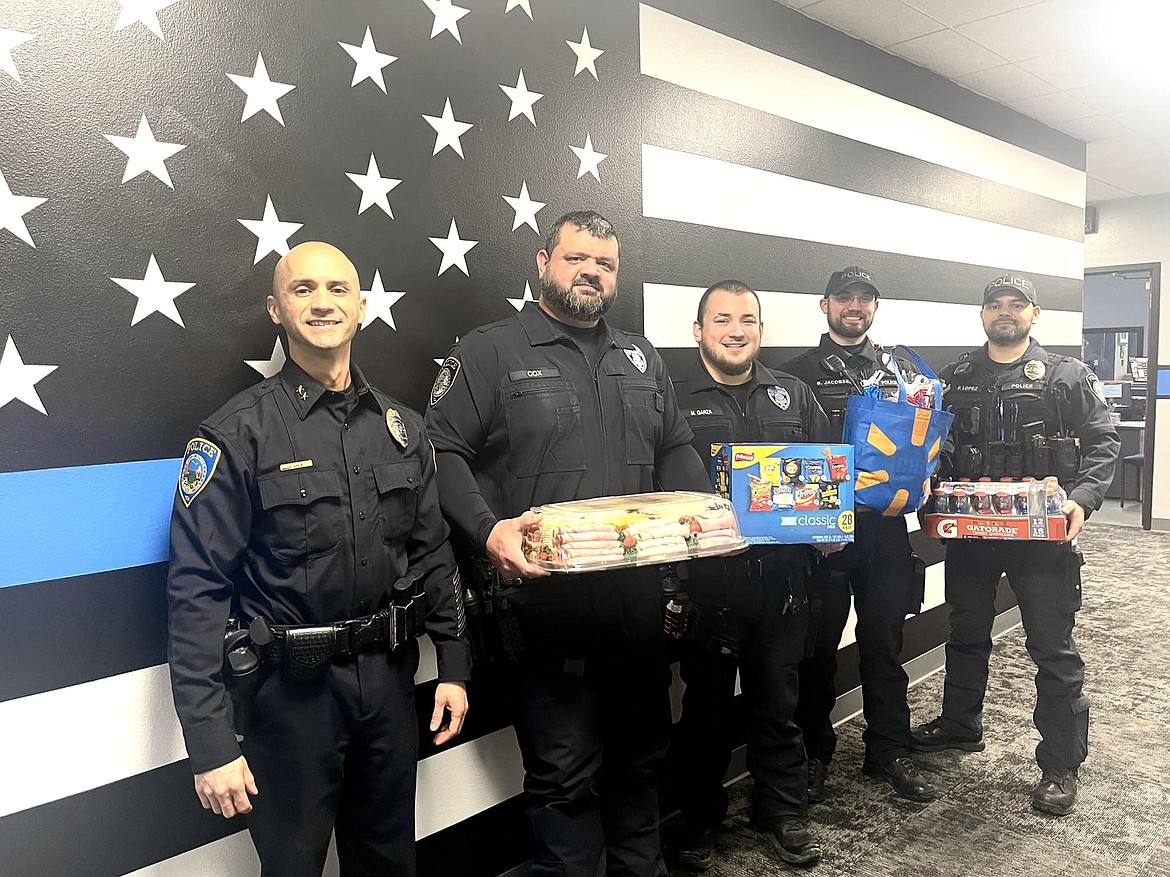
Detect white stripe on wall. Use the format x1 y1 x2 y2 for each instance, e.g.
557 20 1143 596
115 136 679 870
643 285 1083 350
639 4 1086 208
0 638 441 820
642 145 1085 281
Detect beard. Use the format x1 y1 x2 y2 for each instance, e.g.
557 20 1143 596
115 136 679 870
827 310 872 340
540 273 615 323
986 319 1030 345
701 339 755 377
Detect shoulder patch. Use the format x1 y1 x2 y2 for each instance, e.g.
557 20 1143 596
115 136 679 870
430 357 460 406
178 438 221 508
1086 373 1107 404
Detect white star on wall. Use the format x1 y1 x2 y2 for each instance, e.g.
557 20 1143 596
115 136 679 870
434 336 460 366
423 98 474 158
361 270 407 329
507 280 536 312
339 26 396 92
238 196 303 263
429 220 478 276
245 337 287 378
570 134 607 181
567 27 603 79
103 115 186 188
346 154 401 217
228 52 296 125
505 0 532 19
500 69 542 125
114 0 181 40
0 169 46 248
422 0 471 43
0 336 57 415
0 29 34 83
111 254 196 327
503 181 545 233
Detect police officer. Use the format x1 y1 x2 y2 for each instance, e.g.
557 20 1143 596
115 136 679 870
781 266 936 803
424 211 710 877
167 242 471 876
911 275 1119 816
669 281 830 871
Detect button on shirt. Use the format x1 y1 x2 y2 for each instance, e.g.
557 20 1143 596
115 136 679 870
167 358 470 773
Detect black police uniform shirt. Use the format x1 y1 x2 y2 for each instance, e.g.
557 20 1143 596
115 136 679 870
780 334 909 443
167 358 471 774
939 339 1120 513
424 301 699 545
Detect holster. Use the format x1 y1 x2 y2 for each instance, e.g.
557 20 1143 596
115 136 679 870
223 618 263 736
467 557 526 665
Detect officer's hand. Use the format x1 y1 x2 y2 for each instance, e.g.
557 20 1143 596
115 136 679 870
431 681 469 746
1061 499 1086 541
194 755 257 818
486 512 550 581
815 542 847 556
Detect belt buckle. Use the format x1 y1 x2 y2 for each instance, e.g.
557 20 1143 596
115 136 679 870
337 618 364 657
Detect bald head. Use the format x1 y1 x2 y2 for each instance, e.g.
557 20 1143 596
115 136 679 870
273 241 359 296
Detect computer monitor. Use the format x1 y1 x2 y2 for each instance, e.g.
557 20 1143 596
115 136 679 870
1101 381 1131 405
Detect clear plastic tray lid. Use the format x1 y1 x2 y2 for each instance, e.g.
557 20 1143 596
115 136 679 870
522 490 748 573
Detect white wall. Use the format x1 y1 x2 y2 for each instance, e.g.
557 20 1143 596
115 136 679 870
1085 194 1170 527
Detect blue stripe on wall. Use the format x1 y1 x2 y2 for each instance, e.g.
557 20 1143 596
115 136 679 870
0 459 180 589
1157 367 1170 398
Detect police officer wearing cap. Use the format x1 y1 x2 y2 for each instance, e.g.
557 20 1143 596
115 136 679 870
668 280 830 871
911 275 1119 816
781 266 936 803
424 211 710 877
166 242 471 877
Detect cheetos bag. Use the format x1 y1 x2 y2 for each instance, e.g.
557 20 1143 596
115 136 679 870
841 346 954 516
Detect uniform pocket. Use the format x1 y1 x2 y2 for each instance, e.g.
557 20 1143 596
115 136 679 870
372 461 421 542
256 468 344 561
688 415 735 462
503 377 586 477
618 377 663 465
754 415 806 442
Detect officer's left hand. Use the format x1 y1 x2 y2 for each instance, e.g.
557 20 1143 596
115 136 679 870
1061 500 1085 541
431 681 469 746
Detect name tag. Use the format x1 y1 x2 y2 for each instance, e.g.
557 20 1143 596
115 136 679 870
280 459 314 471
509 368 561 381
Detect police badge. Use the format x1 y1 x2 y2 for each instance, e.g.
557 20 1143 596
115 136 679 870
1024 360 1046 381
386 408 408 448
178 438 221 507
624 347 647 373
768 386 791 410
430 357 460 406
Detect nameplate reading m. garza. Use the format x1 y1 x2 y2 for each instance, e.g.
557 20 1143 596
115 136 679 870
710 443 855 544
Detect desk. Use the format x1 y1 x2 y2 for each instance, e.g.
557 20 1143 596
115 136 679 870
1105 421 1145 500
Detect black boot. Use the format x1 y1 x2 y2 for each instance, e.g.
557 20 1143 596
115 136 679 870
807 758 828 804
862 756 937 802
1031 769 1077 816
911 717 985 753
755 816 822 867
670 825 716 872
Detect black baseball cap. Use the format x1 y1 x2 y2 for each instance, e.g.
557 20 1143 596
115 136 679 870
983 274 1037 305
825 266 879 298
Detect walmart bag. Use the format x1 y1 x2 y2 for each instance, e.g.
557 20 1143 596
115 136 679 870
842 346 954 516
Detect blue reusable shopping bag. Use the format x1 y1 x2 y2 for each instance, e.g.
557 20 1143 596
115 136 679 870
841 346 954 516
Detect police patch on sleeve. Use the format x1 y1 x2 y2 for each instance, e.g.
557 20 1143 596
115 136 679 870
430 357 460 406
178 438 221 508
1086 373 1107 404
768 386 791 410
624 346 647 373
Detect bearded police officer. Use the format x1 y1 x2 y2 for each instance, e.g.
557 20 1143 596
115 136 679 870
668 281 830 871
424 211 709 877
167 242 471 876
781 266 935 803
911 275 1119 816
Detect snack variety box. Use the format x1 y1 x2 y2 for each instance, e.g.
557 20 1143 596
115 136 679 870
711 444 855 544
922 478 1068 541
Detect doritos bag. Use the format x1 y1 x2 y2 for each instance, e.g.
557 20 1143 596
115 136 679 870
842 346 954 516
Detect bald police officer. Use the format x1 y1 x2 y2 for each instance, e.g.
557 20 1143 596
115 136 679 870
912 275 1120 816
425 211 710 876
167 242 470 876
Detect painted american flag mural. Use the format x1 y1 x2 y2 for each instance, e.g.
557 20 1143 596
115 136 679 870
0 1 1084 874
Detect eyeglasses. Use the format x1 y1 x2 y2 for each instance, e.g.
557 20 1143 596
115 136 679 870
828 291 876 305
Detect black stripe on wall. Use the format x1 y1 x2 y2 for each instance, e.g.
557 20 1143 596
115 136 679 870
418 796 528 877
641 79 1084 242
641 219 1084 312
650 0 1086 170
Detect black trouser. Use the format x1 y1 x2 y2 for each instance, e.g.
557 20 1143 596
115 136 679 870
939 539 1088 772
671 552 809 831
795 513 920 766
505 568 672 877
242 643 420 877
